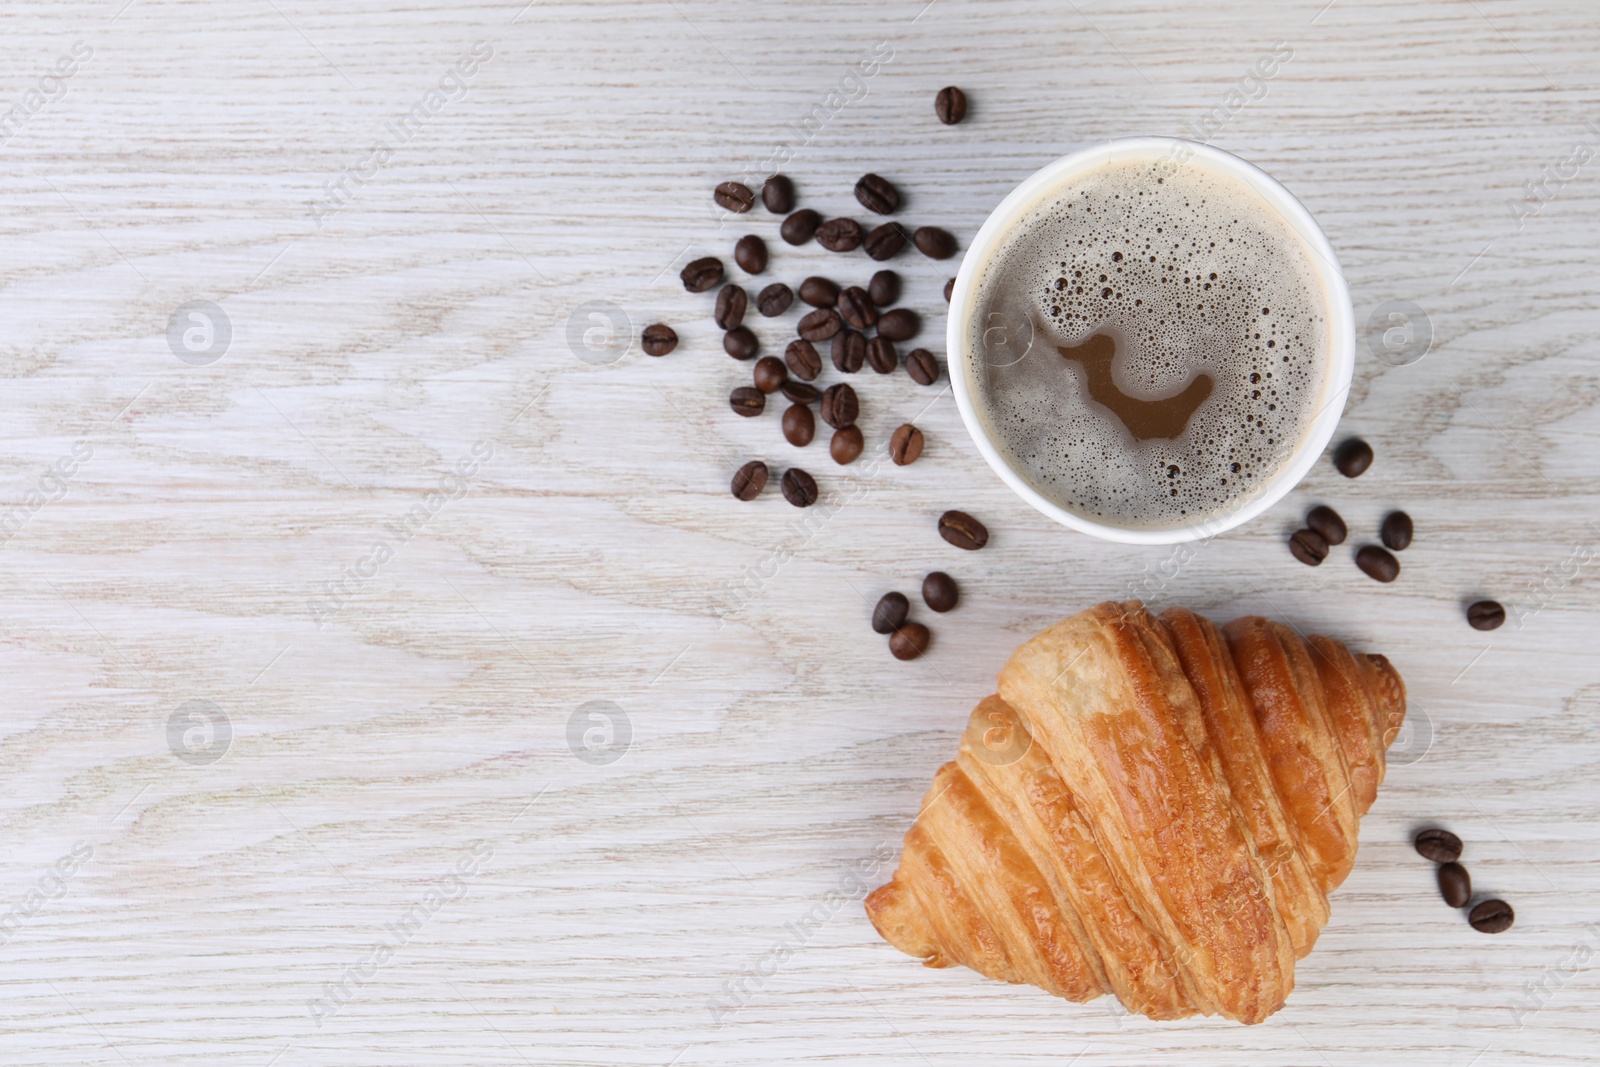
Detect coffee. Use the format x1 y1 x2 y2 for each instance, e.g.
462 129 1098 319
964 154 1331 530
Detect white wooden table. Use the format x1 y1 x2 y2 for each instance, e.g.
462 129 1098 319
2 1 1597 1063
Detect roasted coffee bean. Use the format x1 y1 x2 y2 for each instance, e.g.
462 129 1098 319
913 226 958 259
798 276 840 307
854 173 901 215
1306 504 1347 546
934 85 968 125
714 284 747 330
781 467 818 508
731 460 767 501
1381 510 1414 551
762 173 795 214
1333 437 1373 477
781 380 820 406
782 402 815 447
734 234 768 275
723 325 759 360
904 347 940 386
757 282 793 317
863 222 907 261
641 323 677 357
729 386 765 417
944 277 955 302
1415 828 1463 864
1467 599 1506 631
752 355 787 393
831 329 866 373
889 622 930 661
830 425 864 464
866 336 897 375
714 181 755 213
1356 544 1400 583
798 307 843 342
1469 899 1514 934
877 308 920 342
922 571 958 612
820 383 859 429
680 256 724 293
784 339 822 381
816 217 863 253
889 423 924 465
868 269 901 307
1289 528 1329 567
872 591 909 635
781 208 821 246
1438 862 1472 908
939 510 988 551
837 286 878 330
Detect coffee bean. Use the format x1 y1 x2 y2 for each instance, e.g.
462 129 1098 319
714 284 747 330
1306 504 1347 546
1437 862 1471 908
913 226 958 259
781 208 821 246
757 282 793 317
837 286 878 330
872 591 909 634
816 217 863 253
798 308 842 342
1289 528 1329 567
734 234 768 275
731 460 767 501
922 571 958 612
680 256 724 293
939 510 988 551
782 402 815 447
854 173 901 215
934 85 967 125
1467 599 1506 631
781 380 820 406
890 423 924 465
868 269 901 307
828 424 864 465
781 468 818 508
863 222 908 261
889 622 930 661
1381 510 1414 551
944 278 955 302
831 330 865 373
1356 544 1400 583
866 336 897 375
723 325 759 360
820 383 859 429
798 276 840 307
1415 828 1463 864
641 323 678 357
784 339 822 382
752 355 787 393
762 173 795 214
714 181 754 213
729 386 765 417
877 308 920 342
1333 437 1373 477
904 347 940 386
1469 899 1514 934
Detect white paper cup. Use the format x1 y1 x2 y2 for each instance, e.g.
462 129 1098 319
946 137 1354 545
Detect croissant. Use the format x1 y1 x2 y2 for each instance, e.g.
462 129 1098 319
865 600 1406 1024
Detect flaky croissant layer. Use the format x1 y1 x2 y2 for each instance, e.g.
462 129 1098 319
866 601 1406 1024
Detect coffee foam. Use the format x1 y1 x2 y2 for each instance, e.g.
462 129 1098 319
965 156 1329 530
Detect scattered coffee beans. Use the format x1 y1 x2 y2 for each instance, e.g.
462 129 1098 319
757 282 793 317
820 383 859 429
714 284 747 330
1356 544 1400 583
781 380 820 406
863 222 908 261
782 403 815 447
723 326 759 360
729 386 765 417
762 174 795 214
854 173 901 215
752 356 786 393
889 622 931 661
1289 528 1329 566
798 308 843 342
1469 899 1514 934
944 278 955 302
714 181 754 213
1333 437 1373 478
1415 828 1463 864
680 256 724 293
734 234 768 274
913 226 958 259
1306 504 1347 546
830 425 864 464
837 286 877 329
832 330 866 373
1437 862 1471 908
731 460 767 501
798 275 839 307
816 217 863 253
785 339 822 381
939 510 989 551
904 348 939 386
890 423 924 465
781 468 818 508
877 308 919 342
781 208 821 246
868 269 901 307
934 85 967 125
866 336 897 374
1381 510 1414 551
641 323 678 357
922 571 958 612
1467 599 1506 631
872 591 910 634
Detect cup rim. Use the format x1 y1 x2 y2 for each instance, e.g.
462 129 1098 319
945 136 1355 546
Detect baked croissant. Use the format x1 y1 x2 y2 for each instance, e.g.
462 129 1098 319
865 600 1406 1024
